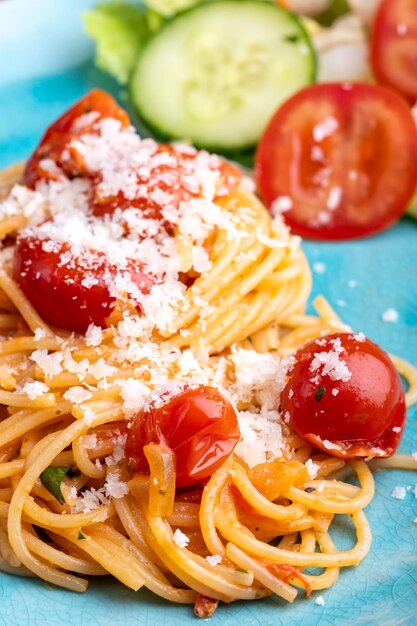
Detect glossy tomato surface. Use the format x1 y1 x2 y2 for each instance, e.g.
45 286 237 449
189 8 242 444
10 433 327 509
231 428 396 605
255 83 417 240
280 333 406 458
125 385 240 488
13 237 153 333
371 0 417 103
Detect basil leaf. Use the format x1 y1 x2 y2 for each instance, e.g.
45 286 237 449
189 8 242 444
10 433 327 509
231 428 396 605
315 386 325 402
40 466 71 504
78 531 86 540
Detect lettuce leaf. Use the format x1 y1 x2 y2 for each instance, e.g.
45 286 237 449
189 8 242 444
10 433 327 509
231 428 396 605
83 2 151 84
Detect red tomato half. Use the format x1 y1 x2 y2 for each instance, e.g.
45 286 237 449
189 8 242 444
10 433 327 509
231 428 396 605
17 92 242 334
125 385 240 488
371 0 417 103
255 83 417 240
280 333 406 458
13 236 153 333
24 90 130 188
89 143 241 223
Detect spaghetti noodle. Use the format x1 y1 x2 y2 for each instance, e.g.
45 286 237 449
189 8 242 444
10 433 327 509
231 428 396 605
0 92 416 616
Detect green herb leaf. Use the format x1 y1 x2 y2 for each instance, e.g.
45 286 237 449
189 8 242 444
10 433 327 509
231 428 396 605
83 3 151 84
315 386 325 402
78 531 86 540
40 466 71 504
235 568 249 574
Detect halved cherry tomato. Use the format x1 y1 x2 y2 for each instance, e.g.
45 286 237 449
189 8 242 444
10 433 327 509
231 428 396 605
17 92 241 333
125 385 240 488
280 333 406 458
13 236 153 333
89 143 241 223
24 90 241 222
255 83 417 240
24 90 130 188
371 0 417 103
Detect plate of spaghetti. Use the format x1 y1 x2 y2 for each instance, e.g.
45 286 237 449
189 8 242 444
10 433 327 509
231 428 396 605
0 2 417 626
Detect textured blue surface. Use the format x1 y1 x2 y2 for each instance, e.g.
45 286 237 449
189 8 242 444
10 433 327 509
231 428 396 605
0 2 416 625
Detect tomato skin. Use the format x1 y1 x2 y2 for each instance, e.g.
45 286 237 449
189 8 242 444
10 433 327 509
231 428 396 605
24 90 130 188
16 92 242 334
13 236 153 333
280 333 406 458
125 385 240 488
24 89 241 221
371 0 417 103
255 83 417 241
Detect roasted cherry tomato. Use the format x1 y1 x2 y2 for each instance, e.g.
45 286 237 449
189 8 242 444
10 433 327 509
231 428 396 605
24 90 130 188
125 385 240 488
280 333 406 458
13 237 153 333
24 89 241 222
17 93 241 333
89 143 241 222
371 0 417 103
255 83 417 240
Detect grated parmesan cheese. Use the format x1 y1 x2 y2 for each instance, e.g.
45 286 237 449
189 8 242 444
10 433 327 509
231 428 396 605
173 529 190 548
391 486 406 500
63 386 93 404
322 439 342 451
33 327 46 341
85 324 103 347
381 308 399 323
234 409 285 468
18 380 49 400
310 338 351 383
84 434 98 449
305 459 320 479
119 378 151 415
30 349 64 377
312 261 326 274
206 554 222 567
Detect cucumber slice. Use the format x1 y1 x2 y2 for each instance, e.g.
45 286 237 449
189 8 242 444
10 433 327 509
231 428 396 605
131 0 316 152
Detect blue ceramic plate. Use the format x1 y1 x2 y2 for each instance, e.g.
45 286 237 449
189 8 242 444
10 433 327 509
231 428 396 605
0 2 416 625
